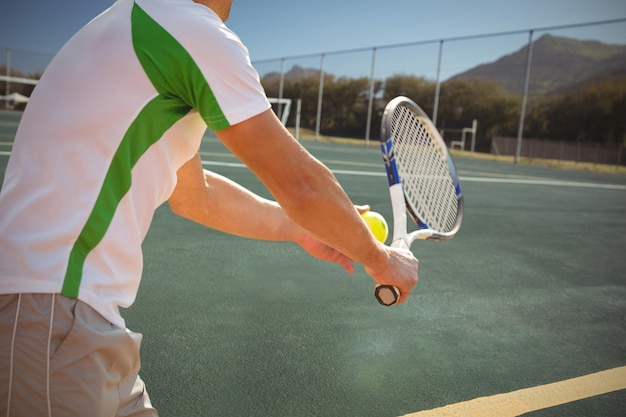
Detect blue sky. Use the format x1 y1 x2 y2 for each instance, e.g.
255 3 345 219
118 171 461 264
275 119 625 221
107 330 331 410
1 0 625 79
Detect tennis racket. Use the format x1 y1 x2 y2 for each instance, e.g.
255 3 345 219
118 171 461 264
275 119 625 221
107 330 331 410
375 96 464 306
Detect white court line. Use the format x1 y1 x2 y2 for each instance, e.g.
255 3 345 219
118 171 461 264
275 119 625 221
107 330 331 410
461 176 626 190
401 366 626 417
0 153 622 191
201 160 382 174
201 160 626 191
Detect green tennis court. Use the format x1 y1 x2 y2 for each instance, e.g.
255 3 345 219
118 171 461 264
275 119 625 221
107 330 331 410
1 111 625 416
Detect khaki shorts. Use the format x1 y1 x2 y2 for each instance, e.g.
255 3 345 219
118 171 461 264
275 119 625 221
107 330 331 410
0 293 158 417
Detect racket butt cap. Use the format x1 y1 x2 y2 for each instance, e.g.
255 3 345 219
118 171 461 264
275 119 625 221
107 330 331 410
375 285 400 306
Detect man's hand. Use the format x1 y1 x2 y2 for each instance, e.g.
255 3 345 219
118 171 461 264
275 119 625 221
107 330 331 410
365 246 419 304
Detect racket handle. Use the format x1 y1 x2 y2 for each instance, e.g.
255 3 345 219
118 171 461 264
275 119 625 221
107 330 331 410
374 284 400 306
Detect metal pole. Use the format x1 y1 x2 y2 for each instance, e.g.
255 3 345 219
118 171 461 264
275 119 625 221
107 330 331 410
5 49 11 109
365 47 377 146
515 30 534 164
277 58 285 121
432 40 444 126
315 53 325 141
295 99 302 140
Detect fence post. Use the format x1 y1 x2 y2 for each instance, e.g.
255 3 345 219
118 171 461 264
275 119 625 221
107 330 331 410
515 30 534 164
433 40 444 126
277 58 285 121
5 48 11 109
365 47 377 146
315 53 325 141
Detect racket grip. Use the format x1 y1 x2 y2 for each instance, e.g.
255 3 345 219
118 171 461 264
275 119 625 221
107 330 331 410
374 284 400 306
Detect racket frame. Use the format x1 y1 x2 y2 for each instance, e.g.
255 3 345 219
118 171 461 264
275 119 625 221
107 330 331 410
380 96 464 248
375 96 464 306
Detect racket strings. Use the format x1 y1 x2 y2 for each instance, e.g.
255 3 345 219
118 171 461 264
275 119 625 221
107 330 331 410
391 107 458 233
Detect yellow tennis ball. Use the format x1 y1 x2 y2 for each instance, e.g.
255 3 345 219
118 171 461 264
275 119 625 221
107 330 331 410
361 211 389 243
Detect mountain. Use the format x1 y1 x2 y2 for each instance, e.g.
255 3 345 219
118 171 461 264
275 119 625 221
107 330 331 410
260 36 626 98
449 34 626 96
262 65 322 84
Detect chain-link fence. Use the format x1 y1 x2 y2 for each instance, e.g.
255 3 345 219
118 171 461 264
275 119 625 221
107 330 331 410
254 19 626 165
2 18 625 165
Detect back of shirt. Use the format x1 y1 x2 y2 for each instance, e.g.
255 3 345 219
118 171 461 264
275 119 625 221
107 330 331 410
0 0 270 328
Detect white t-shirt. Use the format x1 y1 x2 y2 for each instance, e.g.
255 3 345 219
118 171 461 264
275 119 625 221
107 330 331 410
0 0 271 328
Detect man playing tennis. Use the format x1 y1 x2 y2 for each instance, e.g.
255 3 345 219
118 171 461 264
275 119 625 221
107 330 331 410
0 0 418 415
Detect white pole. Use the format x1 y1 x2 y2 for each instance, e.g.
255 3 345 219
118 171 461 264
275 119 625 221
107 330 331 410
470 119 478 152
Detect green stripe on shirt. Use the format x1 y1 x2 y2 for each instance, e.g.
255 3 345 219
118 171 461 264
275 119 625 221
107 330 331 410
131 2 229 130
62 2 227 297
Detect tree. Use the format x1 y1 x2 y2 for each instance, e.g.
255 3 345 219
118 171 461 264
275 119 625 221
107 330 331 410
382 75 436 116
320 76 377 137
261 66 624 148
525 76 626 145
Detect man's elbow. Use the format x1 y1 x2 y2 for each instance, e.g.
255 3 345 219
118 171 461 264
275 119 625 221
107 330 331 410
167 199 204 223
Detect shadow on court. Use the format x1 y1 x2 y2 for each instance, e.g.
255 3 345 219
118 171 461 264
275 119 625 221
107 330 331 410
1 114 625 416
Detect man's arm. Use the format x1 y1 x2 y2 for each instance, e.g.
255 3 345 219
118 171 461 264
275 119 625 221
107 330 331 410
168 153 356 273
215 109 418 303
